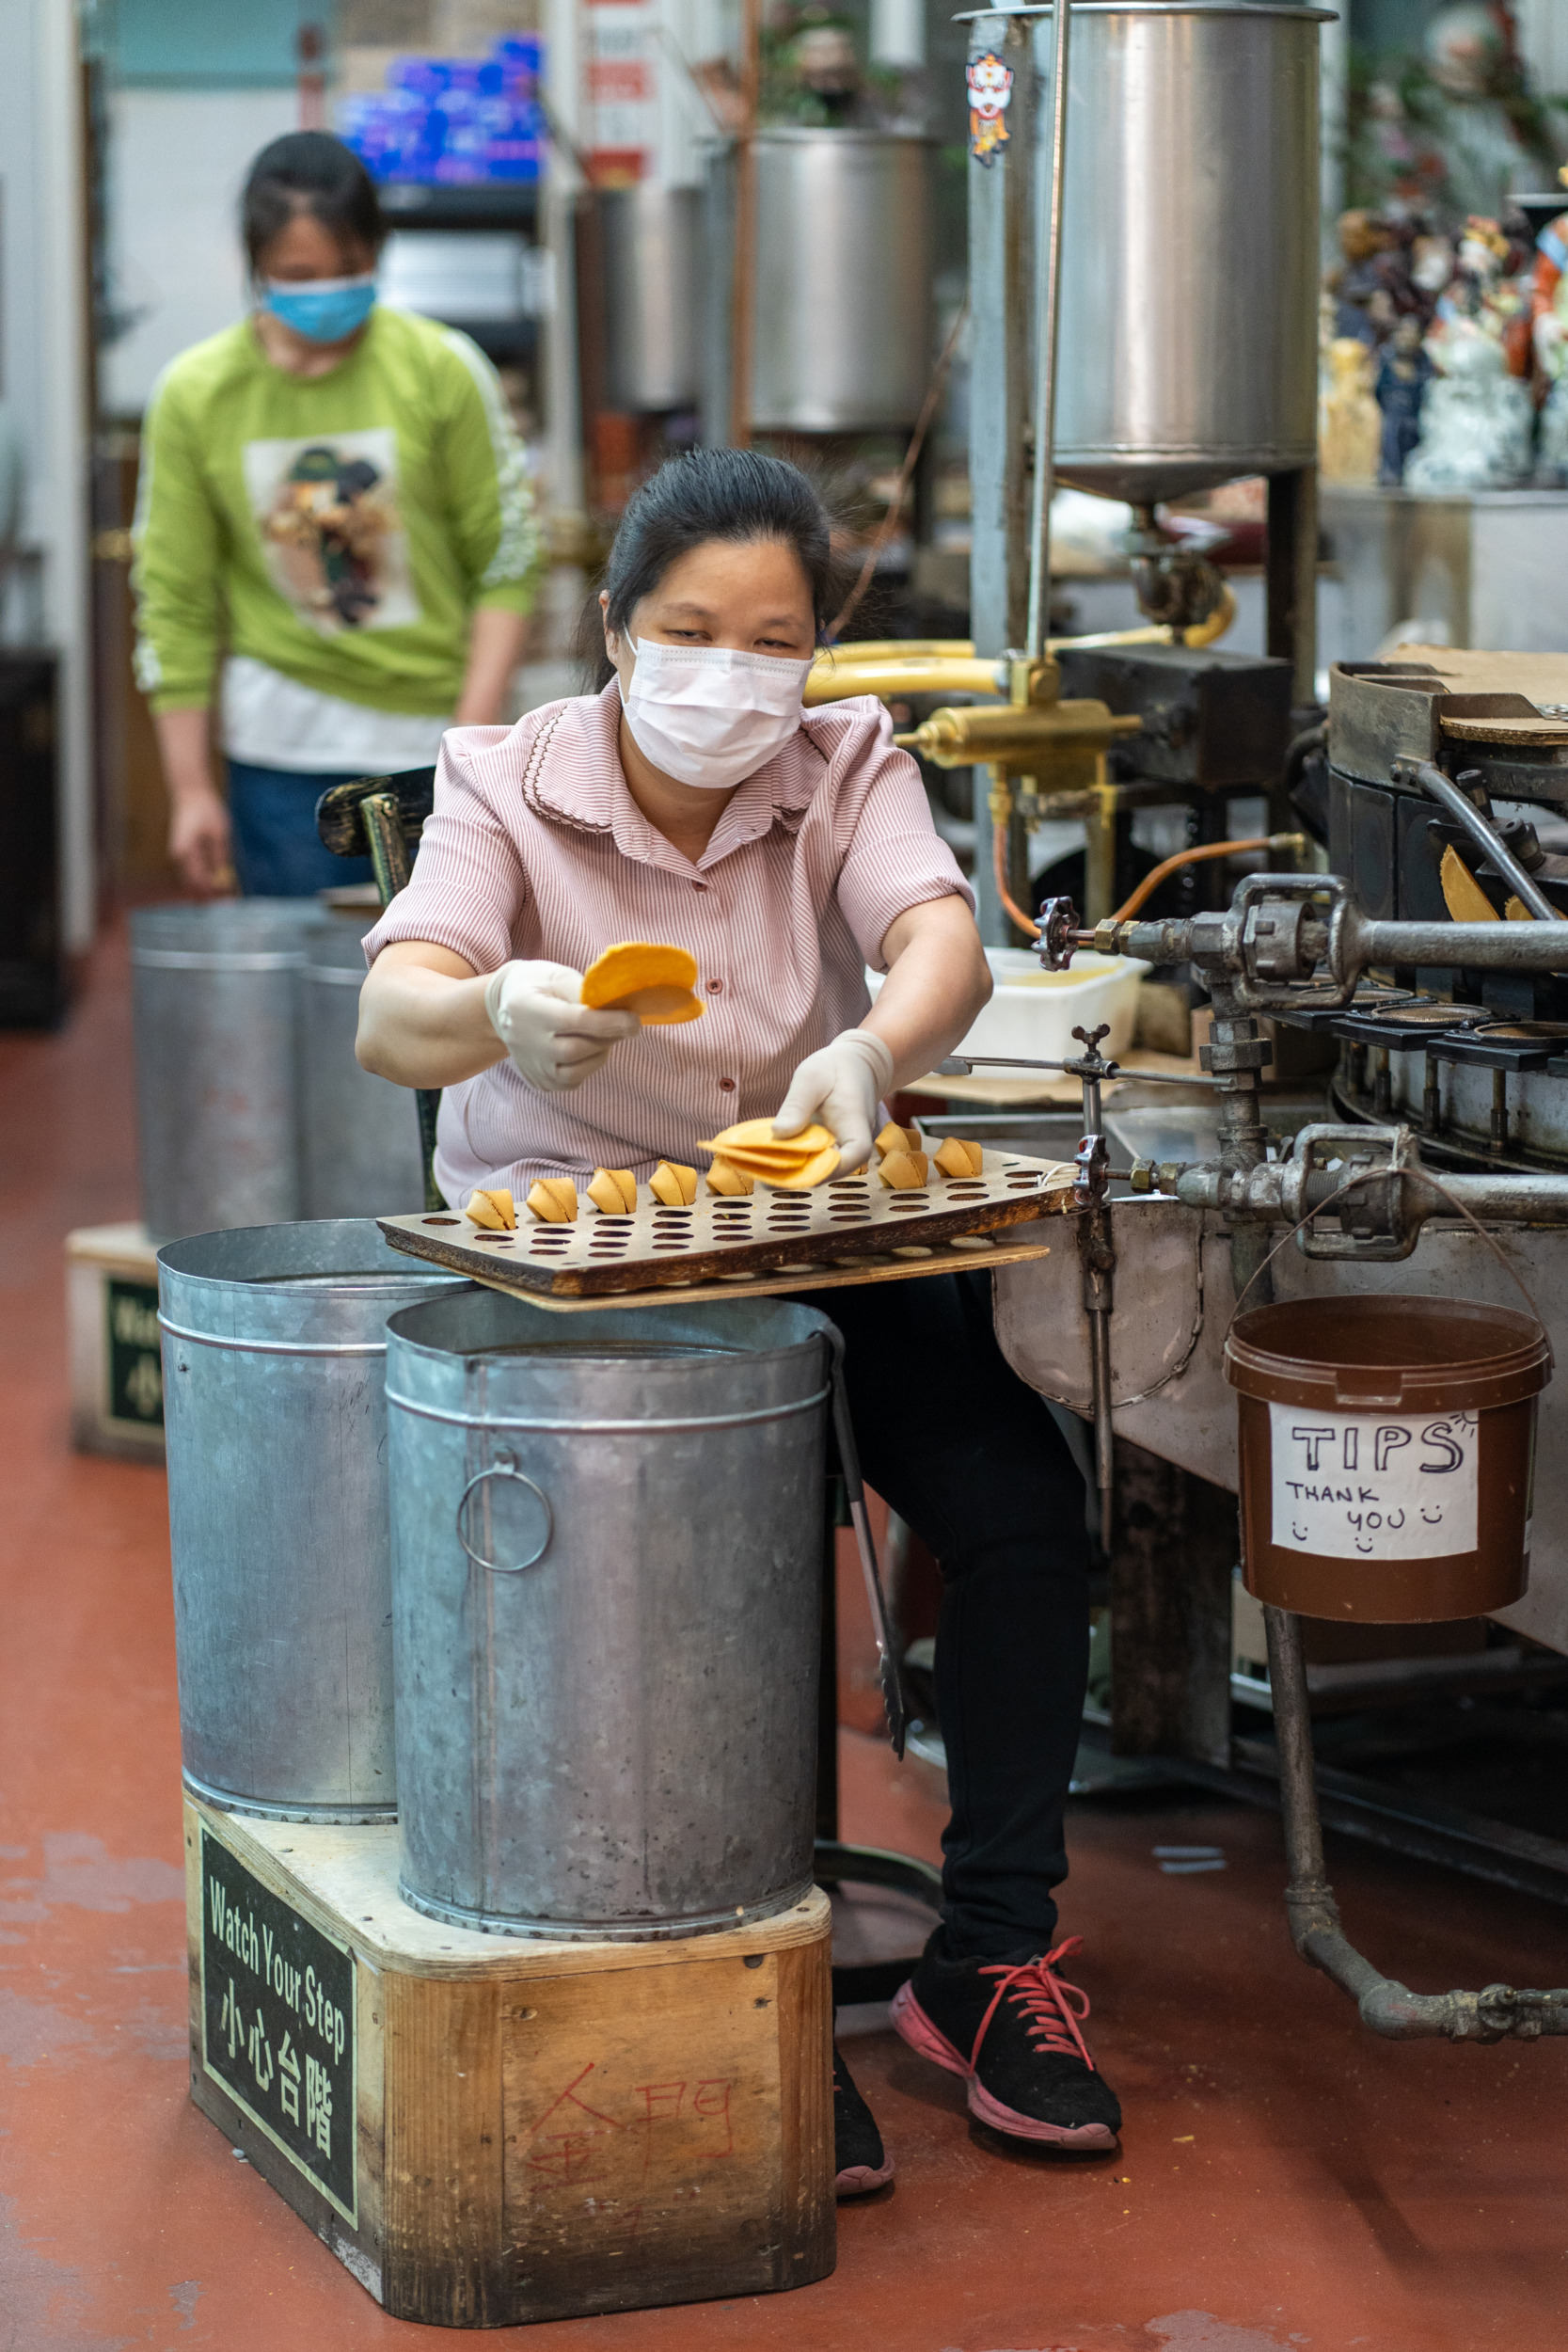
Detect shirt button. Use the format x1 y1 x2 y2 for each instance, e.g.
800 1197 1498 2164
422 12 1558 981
707 978 723 993
718 1076 736 1091
691 879 708 892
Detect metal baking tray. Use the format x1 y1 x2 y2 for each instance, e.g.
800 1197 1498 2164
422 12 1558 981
378 1149 1076 1306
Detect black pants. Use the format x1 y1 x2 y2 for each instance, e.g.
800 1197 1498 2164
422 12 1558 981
802 1273 1089 1962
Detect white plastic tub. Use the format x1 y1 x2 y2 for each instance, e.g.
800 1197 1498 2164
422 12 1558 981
866 946 1150 1066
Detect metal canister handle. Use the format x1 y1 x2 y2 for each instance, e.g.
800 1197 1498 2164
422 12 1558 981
455 1451 553 1573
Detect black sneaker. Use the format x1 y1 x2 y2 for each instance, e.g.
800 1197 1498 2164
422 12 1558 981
891 1932 1121 2149
833 2044 895 2197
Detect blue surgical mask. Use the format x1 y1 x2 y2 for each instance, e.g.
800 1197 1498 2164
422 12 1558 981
261 275 377 343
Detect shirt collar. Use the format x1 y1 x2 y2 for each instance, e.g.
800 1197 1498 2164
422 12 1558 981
520 679 827 873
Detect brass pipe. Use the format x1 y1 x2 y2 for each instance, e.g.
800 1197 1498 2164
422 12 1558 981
1085 766 1117 929
894 699 1142 768
826 638 976 661
807 593 1238 707
804 658 1006 707
1184 582 1237 648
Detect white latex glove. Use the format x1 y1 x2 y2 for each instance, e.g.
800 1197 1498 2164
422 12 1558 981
772 1028 895 1175
483 961 639 1093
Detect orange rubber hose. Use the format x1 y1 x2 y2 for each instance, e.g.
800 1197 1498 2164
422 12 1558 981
992 828 1284 941
1110 836 1275 924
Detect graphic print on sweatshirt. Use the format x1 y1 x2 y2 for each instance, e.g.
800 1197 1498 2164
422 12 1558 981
243 429 420 634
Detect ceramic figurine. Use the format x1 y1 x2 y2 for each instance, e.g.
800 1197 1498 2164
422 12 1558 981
1404 319 1533 489
1418 6 1558 220
1320 338 1384 484
1329 211 1399 345
1376 317 1436 484
1531 170 1568 485
1324 210 1448 372
1405 214 1534 490
1342 10 1565 230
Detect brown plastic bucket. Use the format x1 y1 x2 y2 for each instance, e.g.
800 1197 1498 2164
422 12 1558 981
1225 1295 1549 1621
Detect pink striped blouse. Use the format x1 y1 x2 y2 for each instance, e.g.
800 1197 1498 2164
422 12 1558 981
362 680 972 1200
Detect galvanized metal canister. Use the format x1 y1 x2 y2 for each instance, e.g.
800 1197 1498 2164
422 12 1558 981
159 1219 467 1820
132 900 319 1243
1047 4 1329 502
386 1291 832 1938
704 131 933 434
299 910 426 1220
600 184 702 412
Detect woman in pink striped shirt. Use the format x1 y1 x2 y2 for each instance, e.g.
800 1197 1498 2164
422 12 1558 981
358 451 1120 2189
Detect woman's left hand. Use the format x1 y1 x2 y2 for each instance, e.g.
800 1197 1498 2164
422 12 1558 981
773 1030 895 1173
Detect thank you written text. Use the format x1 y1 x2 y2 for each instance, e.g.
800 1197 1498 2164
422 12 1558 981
1267 1403 1480 1561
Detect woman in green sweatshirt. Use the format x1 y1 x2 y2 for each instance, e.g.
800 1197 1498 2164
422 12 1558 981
132 130 546 897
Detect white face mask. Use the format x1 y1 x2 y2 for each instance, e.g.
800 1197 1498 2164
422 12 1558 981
620 638 812 790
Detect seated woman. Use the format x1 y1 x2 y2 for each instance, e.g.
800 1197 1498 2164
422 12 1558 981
356 449 1121 2195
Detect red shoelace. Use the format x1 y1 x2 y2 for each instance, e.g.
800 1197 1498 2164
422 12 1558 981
970 1937 1097 2072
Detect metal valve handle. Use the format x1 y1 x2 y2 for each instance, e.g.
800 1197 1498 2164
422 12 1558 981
455 1450 553 1574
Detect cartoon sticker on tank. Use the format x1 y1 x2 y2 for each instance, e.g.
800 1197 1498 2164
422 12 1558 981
967 54 1013 166
1267 1404 1479 1561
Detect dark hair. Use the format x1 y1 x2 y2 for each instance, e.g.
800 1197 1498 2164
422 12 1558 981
580 449 836 690
241 133 384 277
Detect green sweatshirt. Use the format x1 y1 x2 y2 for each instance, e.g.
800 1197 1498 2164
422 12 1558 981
132 306 546 717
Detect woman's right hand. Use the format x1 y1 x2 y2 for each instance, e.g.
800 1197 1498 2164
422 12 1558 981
483 961 640 1092
168 784 233 895
155 712 233 894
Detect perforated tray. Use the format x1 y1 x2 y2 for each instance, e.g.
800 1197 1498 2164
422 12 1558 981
378 1149 1075 1302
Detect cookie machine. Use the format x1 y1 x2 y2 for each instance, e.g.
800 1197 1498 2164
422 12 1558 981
993 669 1568 2044
827 0 1568 2044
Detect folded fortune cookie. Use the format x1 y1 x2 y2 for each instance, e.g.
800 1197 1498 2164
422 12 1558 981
526 1178 578 1223
650 1161 698 1207
934 1136 985 1178
587 1167 638 1214
467 1186 516 1231
878 1151 929 1190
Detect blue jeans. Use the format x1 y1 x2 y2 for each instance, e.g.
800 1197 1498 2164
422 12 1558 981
228 761 374 898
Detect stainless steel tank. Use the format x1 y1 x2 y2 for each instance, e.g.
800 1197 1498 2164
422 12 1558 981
299 911 426 1219
385 1289 832 1937
600 183 702 412
159 1220 467 1820
131 901 318 1243
1050 3 1327 502
706 130 934 433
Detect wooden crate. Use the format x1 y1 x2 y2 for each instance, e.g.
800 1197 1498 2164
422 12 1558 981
65 1223 165 1462
183 1798 835 2327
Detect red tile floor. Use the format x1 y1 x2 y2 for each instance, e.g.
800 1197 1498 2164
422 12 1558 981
3 917 1567 2351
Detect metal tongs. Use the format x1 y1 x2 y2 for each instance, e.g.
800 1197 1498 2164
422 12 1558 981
825 1329 910 1758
